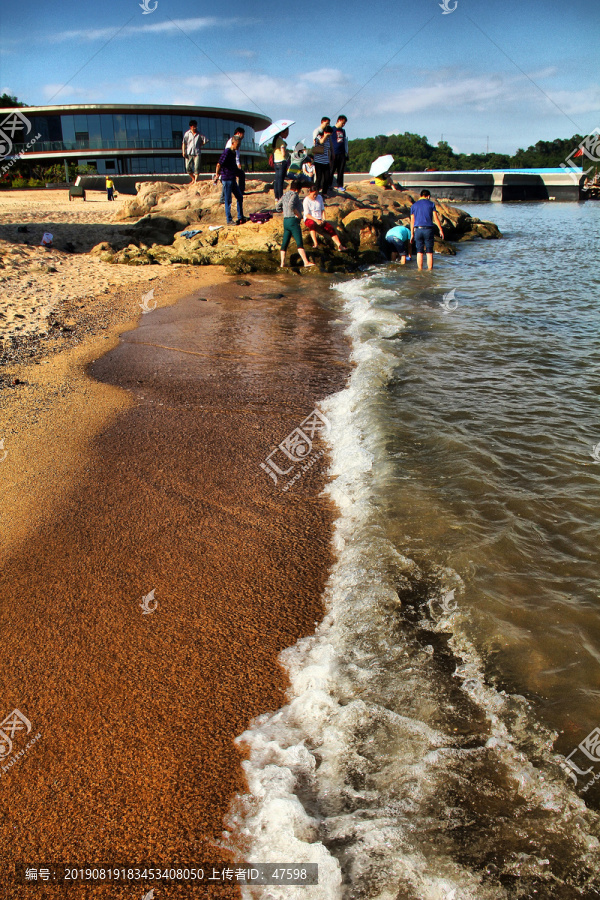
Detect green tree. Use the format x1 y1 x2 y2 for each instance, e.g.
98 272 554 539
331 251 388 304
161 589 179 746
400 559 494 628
346 131 587 172
0 93 28 108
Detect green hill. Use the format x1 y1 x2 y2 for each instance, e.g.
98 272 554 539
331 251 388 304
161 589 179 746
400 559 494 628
346 132 587 172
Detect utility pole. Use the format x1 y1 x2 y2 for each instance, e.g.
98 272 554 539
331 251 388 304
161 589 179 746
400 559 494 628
486 135 489 154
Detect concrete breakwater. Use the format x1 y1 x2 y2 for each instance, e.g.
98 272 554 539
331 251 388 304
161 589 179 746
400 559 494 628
80 167 584 201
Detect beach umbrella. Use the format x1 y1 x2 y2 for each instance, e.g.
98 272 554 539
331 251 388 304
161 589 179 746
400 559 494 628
369 154 395 177
258 119 296 146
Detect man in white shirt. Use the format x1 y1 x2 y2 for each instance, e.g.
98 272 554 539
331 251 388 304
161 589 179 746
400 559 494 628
182 119 208 185
302 186 346 251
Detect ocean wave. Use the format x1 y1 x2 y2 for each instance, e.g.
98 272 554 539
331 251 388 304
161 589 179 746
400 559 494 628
224 273 600 899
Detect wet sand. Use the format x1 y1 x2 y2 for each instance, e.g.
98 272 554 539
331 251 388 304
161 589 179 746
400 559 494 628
0 273 350 897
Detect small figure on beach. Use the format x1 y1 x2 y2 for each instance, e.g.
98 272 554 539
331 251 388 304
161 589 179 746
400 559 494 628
330 115 349 190
272 127 290 201
374 171 401 190
214 136 245 225
105 176 114 201
385 223 412 264
286 142 308 180
410 189 444 270
182 119 208 185
277 180 315 268
302 154 315 184
303 185 346 251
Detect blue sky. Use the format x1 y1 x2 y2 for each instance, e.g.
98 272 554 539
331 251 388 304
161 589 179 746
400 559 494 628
1 0 598 153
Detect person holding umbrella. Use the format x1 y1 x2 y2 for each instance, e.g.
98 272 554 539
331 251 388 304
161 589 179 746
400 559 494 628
258 119 295 201
370 154 401 190
272 127 290 201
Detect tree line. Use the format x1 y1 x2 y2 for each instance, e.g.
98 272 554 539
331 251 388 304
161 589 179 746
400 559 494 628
345 131 586 172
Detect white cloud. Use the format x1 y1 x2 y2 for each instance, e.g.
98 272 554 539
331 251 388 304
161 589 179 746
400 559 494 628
48 17 252 44
358 67 600 125
372 76 507 116
545 87 600 116
123 68 350 114
302 68 349 88
41 83 96 101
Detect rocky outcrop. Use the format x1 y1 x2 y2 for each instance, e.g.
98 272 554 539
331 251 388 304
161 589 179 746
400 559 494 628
97 178 501 272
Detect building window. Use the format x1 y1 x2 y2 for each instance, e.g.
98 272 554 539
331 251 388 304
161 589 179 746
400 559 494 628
75 132 89 142
105 161 116 170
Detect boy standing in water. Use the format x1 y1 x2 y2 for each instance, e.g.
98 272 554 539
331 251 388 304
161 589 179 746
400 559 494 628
410 189 444 270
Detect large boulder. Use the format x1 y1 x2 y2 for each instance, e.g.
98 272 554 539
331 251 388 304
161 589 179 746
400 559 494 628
106 178 501 272
129 214 184 245
115 179 271 228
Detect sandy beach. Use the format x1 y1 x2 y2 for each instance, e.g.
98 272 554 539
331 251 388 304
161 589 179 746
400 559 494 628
0 189 351 896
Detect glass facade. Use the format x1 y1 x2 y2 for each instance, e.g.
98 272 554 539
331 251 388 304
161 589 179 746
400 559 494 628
24 112 260 153
128 156 186 174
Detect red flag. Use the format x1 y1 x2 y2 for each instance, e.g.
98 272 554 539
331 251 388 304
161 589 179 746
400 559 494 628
573 148 584 157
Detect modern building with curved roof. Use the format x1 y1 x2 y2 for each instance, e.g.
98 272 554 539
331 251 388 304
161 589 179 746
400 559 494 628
1 103 271 177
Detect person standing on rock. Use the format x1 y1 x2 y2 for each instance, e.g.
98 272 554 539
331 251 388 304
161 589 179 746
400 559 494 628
313 125 334 197
225 127 246 194
312 116 330 144
272 128 290 201
330 115 349 190
410 189 444 270
276 180 315 268
182 119 208 185
214 136 245 225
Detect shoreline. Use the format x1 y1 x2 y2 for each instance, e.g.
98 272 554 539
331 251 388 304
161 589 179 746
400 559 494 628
0 260 231 556
0 253 351 896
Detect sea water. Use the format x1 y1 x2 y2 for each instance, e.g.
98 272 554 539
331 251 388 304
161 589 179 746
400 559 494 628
225 202 600 899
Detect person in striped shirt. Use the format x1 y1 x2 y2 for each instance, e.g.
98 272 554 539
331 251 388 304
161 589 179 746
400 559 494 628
313 125 333 196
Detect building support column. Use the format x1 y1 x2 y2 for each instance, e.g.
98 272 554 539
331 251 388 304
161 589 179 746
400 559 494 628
64 159 70 184
491 171 503 201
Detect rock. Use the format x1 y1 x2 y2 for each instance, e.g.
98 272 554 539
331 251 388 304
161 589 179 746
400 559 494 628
130 215 183 245
341 208 391 250
235 280 251 286
106 178 501 273
90 241 113 256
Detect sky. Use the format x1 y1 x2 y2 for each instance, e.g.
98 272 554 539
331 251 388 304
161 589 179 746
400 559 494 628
0 0 598 154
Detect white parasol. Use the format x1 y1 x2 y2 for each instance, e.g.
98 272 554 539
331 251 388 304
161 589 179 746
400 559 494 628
258 119 296 147
369 154 395 177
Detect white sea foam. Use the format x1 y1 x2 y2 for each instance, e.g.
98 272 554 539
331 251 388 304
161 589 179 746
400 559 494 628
224 273 600 899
